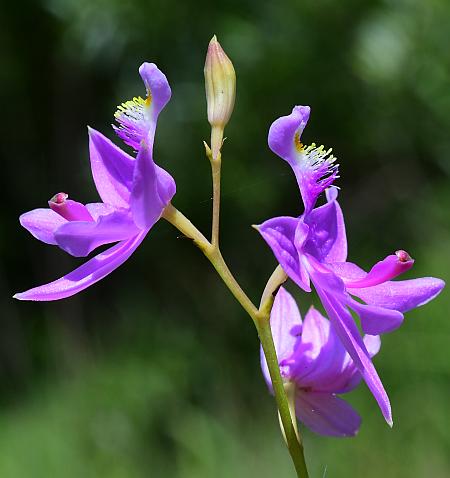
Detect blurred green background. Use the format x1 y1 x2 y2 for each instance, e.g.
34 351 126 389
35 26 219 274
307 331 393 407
1 0 449 476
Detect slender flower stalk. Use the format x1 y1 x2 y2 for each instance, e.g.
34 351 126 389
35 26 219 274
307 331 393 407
162 203 309 477
204 143 222 248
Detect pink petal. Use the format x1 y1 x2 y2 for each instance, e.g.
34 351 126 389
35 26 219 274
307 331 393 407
14 231 147 301
349 299 404 335
260 287 302 388
291 307 348 389
295 391 361 437
344 252 414 289
303 190 347 263
130 141 175 229
19 208 67 245
257 216 311 292
88 127 134 208
314 283 392 425
54 209 141 257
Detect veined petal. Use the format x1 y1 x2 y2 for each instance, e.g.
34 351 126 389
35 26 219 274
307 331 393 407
113 63 171 150
130 141 176 229
331 262 445 313
261 287 303 388
54 209 141 257
13 231 147 301
303 188 347 263
19 208 67 245
257 216 311 292
88 127 134 208
295 391 361 437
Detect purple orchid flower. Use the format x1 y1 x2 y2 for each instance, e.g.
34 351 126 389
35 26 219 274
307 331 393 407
257 106 445 425
261 287 380 437
14 63 176 301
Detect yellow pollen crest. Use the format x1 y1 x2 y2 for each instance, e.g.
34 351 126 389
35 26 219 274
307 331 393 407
114 94 152 120
114 96 146 119
294 132 304 152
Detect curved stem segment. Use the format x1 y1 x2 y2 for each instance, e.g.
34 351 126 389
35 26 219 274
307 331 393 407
162 204 309 478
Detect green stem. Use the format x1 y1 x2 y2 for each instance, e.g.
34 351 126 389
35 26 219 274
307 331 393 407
162 203 309 478
205 142 222 248
210 156 222 247
162 204 257 318
256 318 308 478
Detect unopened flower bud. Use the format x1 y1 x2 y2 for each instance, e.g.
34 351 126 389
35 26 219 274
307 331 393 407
204 35 236 159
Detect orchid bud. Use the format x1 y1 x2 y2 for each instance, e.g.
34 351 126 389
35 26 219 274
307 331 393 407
204 35 236 159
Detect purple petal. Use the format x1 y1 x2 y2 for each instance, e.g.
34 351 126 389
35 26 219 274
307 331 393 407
349 300 404 335
295 391 361 437
88 127 134 208
327 335 381 394
85 203 115 220
54 209 141 257
312 277 392 425
19 208 67 245
353 278 445 313
260 287 303 388
49 194 94 222
130 141 176 229
257 216 311 292
364 334 381 356
323 334 381 394
268 105 310 161
139 63 172 120
113 63 171 150
345 252 414 288
290 307 349 391
268 106 339 212
331 262 445 313
303 189 347 263
13 231 147 301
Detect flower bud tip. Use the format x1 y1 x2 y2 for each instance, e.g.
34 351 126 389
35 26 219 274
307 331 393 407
204 35 236 159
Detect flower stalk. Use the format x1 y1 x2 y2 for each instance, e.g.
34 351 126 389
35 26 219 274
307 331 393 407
204 142 222 248
162 202 309 478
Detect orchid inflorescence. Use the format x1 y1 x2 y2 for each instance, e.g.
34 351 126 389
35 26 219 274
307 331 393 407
15 36 444 477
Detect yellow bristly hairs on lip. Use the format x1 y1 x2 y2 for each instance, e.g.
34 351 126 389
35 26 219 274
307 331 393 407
114 96 150 122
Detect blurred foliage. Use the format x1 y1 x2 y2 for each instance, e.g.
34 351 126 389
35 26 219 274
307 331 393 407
0 0 449 476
